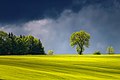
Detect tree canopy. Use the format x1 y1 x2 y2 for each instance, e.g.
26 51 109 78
47 50 54 55
107 46 114 54
0 30 45 55
70 30 90 55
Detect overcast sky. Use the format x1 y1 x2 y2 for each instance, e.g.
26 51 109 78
0 0 120 54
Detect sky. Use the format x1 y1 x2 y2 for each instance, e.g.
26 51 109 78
0 0 120 54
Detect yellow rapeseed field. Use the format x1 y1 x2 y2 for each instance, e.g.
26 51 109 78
0 55 120 80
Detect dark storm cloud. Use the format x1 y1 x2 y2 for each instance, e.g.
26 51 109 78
0 0 120 54
0 0 73 23
1 0 119 23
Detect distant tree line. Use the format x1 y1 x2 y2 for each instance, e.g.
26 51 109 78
0 30 45 55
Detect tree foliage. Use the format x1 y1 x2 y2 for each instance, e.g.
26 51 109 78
48 50 54 55
107 46 114 55
0 30 45 55
70 30 90 55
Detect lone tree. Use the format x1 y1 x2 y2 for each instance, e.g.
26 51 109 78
70 30 90 55
107 46 114 54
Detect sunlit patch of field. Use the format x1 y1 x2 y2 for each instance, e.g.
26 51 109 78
0 55 120 80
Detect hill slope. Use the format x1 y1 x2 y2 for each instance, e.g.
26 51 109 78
0 55 120 80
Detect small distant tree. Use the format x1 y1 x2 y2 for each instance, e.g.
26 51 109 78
48 50 54 55
70 30 90 55
93 50 101 55
107 46 114 55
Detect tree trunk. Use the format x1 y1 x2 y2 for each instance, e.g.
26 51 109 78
77 42 83 55
79 47 83 55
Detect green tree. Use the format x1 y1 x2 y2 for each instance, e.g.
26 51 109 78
8 32 17 54
0 30 45 55
48 50 54 55
70 30 90 55
0 31 8 54
36 39 45 55
15 35 28 54
0 30 8 39
107 46 114 54
25 35 45 55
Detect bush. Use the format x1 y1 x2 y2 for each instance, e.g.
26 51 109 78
93 51 101 55
47 50 54 55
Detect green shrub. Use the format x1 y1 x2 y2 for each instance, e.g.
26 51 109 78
93 51 101 55
48 50 54 55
